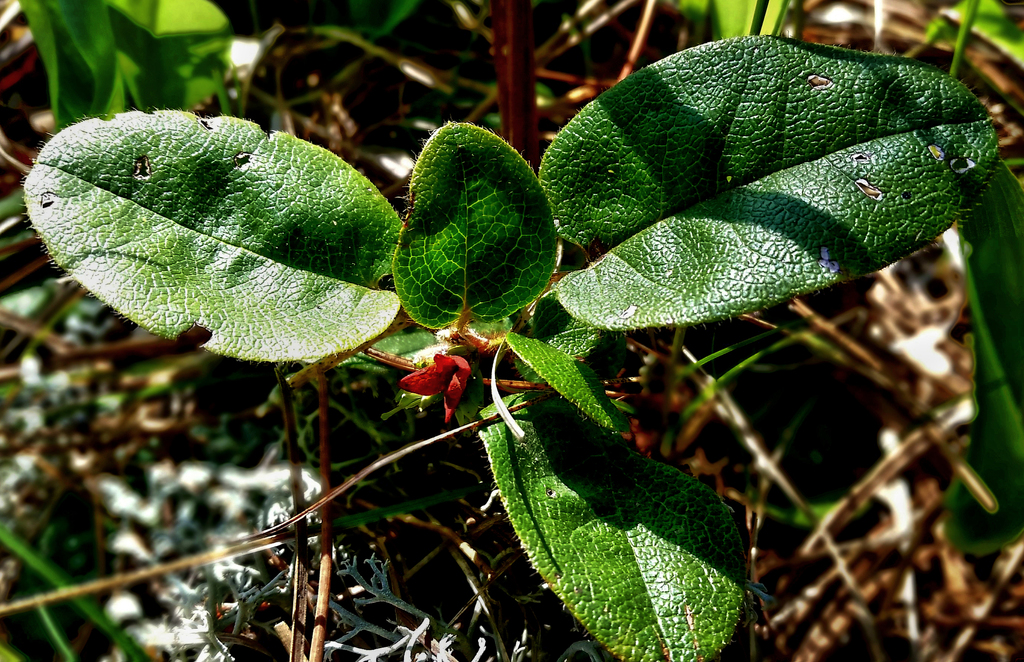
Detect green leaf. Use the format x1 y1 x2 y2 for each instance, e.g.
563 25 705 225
946 162 1024 555
518 293 626 380
481 397 746 662
21 0 232 126
394 123 556 329
710 0 755 38
106 0 233 112
24 111 402 362
20 0 125 127
541 36 998 330
506 331 629 431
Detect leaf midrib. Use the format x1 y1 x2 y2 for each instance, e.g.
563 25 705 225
606 117 991 255
605 117 990 256
39 160 370 289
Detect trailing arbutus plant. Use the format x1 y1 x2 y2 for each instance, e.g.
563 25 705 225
23 36 1009 661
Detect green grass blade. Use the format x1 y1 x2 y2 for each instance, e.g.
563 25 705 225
36 605 80 662
0 523 148 662
950 0 981 78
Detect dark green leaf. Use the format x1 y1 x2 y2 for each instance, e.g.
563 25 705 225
506 331 629 431
394 123 556 328
20 0 125 127
481 397 746 662
517 293 626 381
946 162 1024 554
24 111 402 362
542 36 998 330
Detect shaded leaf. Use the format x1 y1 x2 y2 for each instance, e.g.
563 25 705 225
506 331 629 431
946 162 1024 554
541 36 998 330
343 0 427 37
20 0 125 127
522 293 626 380
24 111 401 362
106 0 232 112
481 396 746 662
394 123 556 329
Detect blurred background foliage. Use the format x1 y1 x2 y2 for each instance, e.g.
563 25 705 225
0 0 1023 660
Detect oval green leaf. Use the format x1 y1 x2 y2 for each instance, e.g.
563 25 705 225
541 36 998 330
394 123 556 329
506 331 628 431
24 111 402 361
481 397 746 662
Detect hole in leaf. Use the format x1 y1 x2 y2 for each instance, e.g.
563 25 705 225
807 74 833 89
133 155 151 179
901 191 912 200
854 178 883 201
850 153 871 164
40 192 57 208
950 157 975 174
233 152 252 168
619 304 638 320
545 488 556 498
198 117 215 131
928 144 945 160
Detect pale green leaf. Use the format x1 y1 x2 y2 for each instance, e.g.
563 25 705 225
25 111 401 362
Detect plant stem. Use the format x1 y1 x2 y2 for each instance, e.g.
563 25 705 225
950 0 980 79
275 366 308 662
0 401 545 621
768 0 794 37
791 0 804 39
748 0 771 35
309 370 334 662
490 0 539 167
617 0 658 81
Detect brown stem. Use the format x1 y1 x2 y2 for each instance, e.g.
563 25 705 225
276 367 308 662
617 0 658 81
308 370 334 662
491 0 539 168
